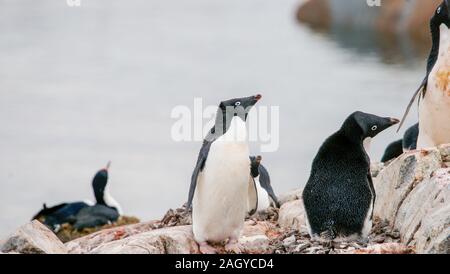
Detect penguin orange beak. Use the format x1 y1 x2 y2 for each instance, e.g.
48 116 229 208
390 118 400 125
255 94 262 101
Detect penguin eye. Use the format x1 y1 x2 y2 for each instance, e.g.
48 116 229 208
371 125 378 131
437 7 441 14
235 101 241 106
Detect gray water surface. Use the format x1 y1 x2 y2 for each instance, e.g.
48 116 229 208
0 0 423 237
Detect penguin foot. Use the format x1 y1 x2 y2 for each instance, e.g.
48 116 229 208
225 239 242 254
199 242 216 254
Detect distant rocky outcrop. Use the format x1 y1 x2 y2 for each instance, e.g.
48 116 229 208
297 0 443 61
1 145 449 254
298 0 441 41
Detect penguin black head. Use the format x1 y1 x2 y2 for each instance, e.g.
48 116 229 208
92 162 110 205
250 155 262 178
432 0 450 28
208 94 261 139
343 111 399 140
218 94 262 122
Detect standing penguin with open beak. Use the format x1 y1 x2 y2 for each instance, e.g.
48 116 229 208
398 0 450 148
187 95 261 254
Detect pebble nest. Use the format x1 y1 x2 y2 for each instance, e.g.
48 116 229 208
269 217 413 254
37 216 141 243
158 205 415 254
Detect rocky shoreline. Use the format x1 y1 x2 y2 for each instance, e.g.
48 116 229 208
1 145 449 254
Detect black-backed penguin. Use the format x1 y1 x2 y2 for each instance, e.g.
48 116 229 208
302 112 399 241
398 1 450 148
381 139 403 163
381 123 419 162
403 123 419 151
249 156 280 212
32 162 122 231
187 95 261 254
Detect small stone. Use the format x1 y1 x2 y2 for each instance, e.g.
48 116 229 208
372 234 386 243
387 231 400 239
293 242 310 253
282 235 296 247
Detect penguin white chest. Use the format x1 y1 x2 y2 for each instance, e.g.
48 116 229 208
192 117 251 243
418 25 450 148
363 137 372 153
255 178 271 211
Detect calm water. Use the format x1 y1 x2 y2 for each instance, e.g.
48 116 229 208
0 0 424 237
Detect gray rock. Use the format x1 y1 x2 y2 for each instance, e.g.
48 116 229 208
68 220 277 254
374 148 449 254
394 168 449 246
278 198 306 231
282 235 296 247
240 235 270 254
413 175 450 254
88 225 199 254
371 162 385 178
374 148 442 223
349 243 414 254
66 220 160 254
293 242 310 253
240 221 277 254
439 144 450 164
1 220 67 254
278 189 302 205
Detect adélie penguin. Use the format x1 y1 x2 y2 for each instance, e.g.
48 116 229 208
398 0 450 148
381 123 419 162
380 139 403 163
302 112 399 241
187 95 261 254
249 155 280 212
403 123 419 151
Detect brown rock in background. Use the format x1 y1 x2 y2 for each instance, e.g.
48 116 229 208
406 0 443 44
375 0 405 36
296 0 442 57
297 0 332 32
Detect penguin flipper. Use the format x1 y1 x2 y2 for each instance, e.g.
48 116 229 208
397 81 425 132
247 177 258 216
258 164 280 208
187 140 213 209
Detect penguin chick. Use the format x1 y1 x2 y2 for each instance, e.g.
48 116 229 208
249 155 280 212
